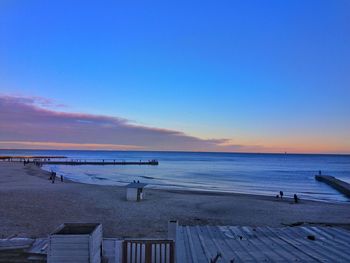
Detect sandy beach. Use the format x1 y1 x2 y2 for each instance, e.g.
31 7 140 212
0 161 349 239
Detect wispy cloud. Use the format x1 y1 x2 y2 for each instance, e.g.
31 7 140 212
0 94 249 151
0 141 143 150
0 94 66 108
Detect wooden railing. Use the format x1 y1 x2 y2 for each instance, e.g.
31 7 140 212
122 240 174 263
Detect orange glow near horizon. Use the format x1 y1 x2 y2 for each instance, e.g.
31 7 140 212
0 140 349 154
0 95 349 155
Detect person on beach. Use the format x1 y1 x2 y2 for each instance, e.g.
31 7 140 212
52 172 56 183
280 191 284 199
294 194 299 203
49 171 54 180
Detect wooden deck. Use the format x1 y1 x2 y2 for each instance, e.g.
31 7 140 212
1 226 350 262
176 225 350 262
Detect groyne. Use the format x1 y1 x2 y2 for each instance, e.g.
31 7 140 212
315 175 350 198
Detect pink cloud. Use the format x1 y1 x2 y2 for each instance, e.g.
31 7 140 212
0 94 248 151
0 94 66 108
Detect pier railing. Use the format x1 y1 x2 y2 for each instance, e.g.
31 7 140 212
0 157 159 166
39 159 159 165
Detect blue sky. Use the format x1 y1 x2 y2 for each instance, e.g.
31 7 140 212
0 0 349 153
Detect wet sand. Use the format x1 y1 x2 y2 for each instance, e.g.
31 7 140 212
0 162 349 238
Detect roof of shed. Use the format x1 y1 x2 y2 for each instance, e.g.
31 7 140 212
176 225 350 263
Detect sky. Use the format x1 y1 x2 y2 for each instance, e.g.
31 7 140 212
0 0 349 153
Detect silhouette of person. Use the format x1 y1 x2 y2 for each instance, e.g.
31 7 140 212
294 194 299 203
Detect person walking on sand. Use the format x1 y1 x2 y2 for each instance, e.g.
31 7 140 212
280 191 284 199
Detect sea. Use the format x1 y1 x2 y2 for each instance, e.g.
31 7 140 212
1 149 350 203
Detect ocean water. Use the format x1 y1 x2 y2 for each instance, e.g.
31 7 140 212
1 149 350 202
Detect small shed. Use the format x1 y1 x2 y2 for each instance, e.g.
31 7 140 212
126 182 147 201
48 223 102 263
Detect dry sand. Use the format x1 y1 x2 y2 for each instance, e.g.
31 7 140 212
0 161 349 238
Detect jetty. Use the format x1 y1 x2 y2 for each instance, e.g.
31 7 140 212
37 159 159 165
315 175 350 198
0 156 66 161
0 156 159 166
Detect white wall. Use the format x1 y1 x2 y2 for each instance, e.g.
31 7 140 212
126 188 138 201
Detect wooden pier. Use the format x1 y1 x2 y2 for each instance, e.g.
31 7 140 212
37 159 159 166
315 175 350 198
0 156 65 161
0 156 159 166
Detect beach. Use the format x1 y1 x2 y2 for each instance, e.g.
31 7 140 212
0 161 350 239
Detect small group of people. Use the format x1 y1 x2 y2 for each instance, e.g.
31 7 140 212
49 171 64 183
33 161 42 167
49 171 56 183
23 159 42 167
276 190 299 203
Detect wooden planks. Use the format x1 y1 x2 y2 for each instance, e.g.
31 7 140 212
48 223 102 263
176 225 350 263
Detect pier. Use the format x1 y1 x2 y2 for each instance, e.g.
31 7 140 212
315 175 350 198
0 156 159 166
37 159 159 166
0 156 65 161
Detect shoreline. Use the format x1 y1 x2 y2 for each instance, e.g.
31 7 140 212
41 163 308 203
1 161 350 238
40 164 349 204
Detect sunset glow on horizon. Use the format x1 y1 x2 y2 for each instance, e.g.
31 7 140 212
1 1 349 154
0 94 349 154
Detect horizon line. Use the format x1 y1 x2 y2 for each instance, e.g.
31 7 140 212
1 148 349 156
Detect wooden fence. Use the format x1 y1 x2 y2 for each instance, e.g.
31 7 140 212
122 240 174 263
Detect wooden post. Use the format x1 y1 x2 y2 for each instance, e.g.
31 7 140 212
122 241 127 263
170 242 175 263
145 242 152 263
